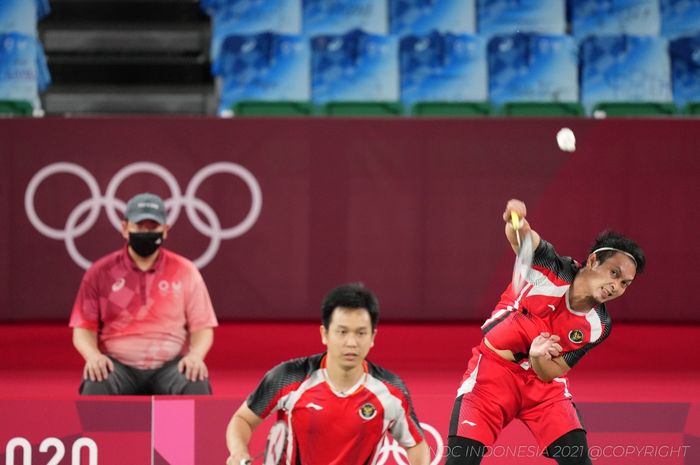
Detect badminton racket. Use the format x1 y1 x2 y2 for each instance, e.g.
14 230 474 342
239 420 287 465
511 211 534 294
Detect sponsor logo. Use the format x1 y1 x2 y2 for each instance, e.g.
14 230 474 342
111 278 125 292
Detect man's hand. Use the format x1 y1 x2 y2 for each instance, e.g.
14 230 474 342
178 353 209 381
503 199 527 223
529 332 563 360
83 353 114 382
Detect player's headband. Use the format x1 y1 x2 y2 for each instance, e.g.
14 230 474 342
592 247 637 267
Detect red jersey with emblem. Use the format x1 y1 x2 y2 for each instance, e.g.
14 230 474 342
247 353 424 465
481 239 611 369
69 247 218 369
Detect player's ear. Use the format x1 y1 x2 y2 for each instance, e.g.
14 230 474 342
370 328 377 348
162 224 169 240
586 253 599 269
320 325 328 345
121 221 130 240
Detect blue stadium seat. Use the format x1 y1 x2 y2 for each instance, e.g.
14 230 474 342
212 33 310 115
0 32 51 114
0 0 50 37
477 0 566 36
400 32 487 106
661 0 700 39
389 0 476 35
580 35 673 114
571 0 660 39
488 33 578 109
201 0 302 63
311 29 399 104
303 0 388 36
669 33 700 110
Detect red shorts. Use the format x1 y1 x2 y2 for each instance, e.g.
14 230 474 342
450 340 583 450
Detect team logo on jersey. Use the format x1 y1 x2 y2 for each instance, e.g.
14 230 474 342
568 329 584 344
359 403 377 420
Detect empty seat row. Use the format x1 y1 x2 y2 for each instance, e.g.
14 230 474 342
202 0 700 63
230 100 700 116
213 30 700 116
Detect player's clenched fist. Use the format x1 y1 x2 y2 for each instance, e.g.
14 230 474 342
529 332 563 360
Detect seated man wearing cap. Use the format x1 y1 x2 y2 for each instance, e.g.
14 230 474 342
69 193 218 395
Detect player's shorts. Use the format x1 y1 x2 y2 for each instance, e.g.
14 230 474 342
448 340 584 450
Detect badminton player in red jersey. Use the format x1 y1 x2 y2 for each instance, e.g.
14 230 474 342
225 283 430 465
445 199 645 465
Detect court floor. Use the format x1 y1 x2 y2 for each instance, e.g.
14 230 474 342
2 322 699 464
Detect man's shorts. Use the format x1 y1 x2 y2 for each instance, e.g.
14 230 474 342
448 340 584 450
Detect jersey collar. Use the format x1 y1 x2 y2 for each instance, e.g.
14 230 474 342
320 354 369 397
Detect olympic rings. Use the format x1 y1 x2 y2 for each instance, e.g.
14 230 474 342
24 161 262 269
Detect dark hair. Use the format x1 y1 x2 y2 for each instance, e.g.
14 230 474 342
321 282 379 330
589 230 646 274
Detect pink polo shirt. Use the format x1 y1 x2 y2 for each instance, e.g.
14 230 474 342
70 247 218 369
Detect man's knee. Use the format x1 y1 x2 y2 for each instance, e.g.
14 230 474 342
79 373 127 395
80 378 115 395
79 358 137 395
444 435 486 465
180 378 212 395
151 360 212 395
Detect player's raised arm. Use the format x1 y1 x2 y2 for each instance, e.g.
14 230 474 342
503 198 541 254
225 403 264 465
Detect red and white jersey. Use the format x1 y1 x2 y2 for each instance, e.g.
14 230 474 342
69 247 218 369
247 353 425 465
481 239 611 369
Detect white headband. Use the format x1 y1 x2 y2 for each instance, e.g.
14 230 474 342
592 247 637 267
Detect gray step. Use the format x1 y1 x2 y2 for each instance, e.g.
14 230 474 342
43 85 217 115
42 23 210 54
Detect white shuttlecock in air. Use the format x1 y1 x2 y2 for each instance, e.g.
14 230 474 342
556 127 576 152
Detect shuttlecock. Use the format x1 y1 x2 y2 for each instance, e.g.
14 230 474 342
556 127 576 152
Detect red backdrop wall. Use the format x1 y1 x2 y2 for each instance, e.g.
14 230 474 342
1 117 697 322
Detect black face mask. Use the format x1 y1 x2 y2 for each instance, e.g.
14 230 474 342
128 232 163 257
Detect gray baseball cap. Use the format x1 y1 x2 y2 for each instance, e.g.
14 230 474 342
125 193 166 224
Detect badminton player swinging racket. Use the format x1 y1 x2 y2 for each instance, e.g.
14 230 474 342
445 198 645 465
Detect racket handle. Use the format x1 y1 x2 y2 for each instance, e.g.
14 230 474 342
510 211 520 230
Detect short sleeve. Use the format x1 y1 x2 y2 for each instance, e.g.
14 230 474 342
184 265 218 332
247 356 318 419
69 268 101 331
